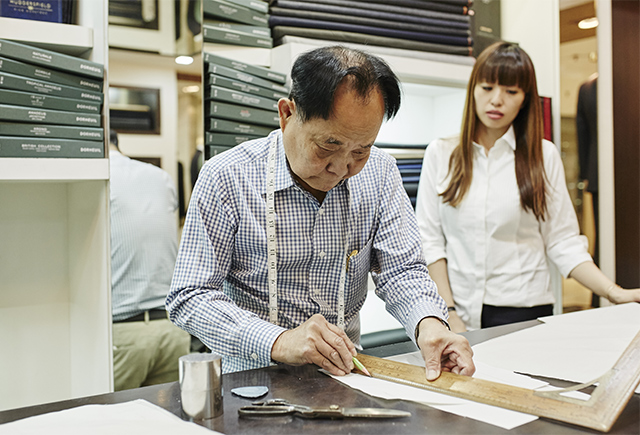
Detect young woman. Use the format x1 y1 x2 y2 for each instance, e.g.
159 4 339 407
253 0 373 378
415 41 640 332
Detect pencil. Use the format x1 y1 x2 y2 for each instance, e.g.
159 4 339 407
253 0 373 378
352 356 372 377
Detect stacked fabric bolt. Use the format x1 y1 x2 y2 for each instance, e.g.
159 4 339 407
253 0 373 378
0 38 105 158
202 0 273 48
202 51 289 159
268 0 474 58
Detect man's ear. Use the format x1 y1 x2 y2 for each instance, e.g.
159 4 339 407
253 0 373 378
278 98 295 130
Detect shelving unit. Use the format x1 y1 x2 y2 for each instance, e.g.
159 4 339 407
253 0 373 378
0 0 112 411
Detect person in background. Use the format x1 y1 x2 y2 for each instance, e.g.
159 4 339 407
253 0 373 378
190 143 204 190
167 46 475 381
109 129 191 390
415 42 640 333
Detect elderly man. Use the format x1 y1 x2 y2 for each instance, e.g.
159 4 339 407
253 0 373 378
167 46 474 380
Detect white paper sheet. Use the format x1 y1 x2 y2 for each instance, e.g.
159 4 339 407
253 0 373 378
330 357 542 430
472 303 640 393
332 304 640 430
0 399 219 435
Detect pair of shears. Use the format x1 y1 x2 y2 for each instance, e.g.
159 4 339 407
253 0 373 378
238 398 411 419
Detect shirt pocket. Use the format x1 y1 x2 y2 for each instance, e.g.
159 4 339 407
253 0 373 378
345 238 374 309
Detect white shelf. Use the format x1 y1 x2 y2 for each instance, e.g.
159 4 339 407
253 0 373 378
0 158 109 181
380 148 426 160
0 0 112 412
0 17 93 57
270 39 473 88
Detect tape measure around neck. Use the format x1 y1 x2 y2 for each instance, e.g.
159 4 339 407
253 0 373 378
265 135 348 330
266 136 278 325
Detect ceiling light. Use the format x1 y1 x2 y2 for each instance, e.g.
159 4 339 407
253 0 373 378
578 17 598 30
175 55 194 65
182 85 200 94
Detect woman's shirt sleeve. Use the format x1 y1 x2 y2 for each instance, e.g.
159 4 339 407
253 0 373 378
415 138 449 265
540 140 593 277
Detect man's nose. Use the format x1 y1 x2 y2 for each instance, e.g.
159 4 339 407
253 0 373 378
327 155 352 178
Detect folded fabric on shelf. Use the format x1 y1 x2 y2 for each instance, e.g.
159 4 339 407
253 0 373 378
270 0 470 29
268 15 472 46
275 0 470 23
270 6 471 37
346 0 471 15
272 26 474 56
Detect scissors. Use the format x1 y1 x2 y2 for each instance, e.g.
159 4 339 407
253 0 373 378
238 398 411 419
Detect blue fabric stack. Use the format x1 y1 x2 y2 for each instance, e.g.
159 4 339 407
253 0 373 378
268 0 474 57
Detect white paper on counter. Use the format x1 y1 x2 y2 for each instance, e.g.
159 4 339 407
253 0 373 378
0 399 220 435
472 303 640 393
330 358 542 430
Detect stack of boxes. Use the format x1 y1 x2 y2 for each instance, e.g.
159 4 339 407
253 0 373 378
0 38 104 158
202 0 273 49
203 51 288 159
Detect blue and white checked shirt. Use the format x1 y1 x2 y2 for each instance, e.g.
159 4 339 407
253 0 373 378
110 150 179 321
167 130 447 373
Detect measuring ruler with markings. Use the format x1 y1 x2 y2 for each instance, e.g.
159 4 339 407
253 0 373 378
355 330 640 432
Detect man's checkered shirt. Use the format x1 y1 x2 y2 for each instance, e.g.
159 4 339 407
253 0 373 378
167 130 447 373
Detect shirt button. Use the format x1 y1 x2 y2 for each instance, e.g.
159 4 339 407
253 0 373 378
318 209 324 215
314 289 320 295
318 251 326 258
251 353 258 360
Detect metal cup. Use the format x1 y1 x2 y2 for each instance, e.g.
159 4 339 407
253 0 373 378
179 353 223 420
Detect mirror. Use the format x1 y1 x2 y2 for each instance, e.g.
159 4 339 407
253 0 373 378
109 85 161 134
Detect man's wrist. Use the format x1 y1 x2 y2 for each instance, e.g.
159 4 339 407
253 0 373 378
415 316 450 341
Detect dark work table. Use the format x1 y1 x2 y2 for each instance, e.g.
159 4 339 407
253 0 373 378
1 320 638 434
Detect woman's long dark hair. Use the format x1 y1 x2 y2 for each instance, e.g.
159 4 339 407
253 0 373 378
440 41 548 220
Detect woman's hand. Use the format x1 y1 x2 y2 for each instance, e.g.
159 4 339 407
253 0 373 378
606 285 640 304
447 311 468 333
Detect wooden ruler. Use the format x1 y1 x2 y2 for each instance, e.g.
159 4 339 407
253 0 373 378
356 330 640 432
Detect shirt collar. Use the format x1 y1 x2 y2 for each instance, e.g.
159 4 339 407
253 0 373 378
472 125 517 152
272 130 295 192
502 125 517 151
110 149 126 160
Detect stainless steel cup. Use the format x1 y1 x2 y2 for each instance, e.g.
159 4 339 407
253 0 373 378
179 353 223 420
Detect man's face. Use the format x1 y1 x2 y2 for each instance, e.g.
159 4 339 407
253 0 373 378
278 82 385 195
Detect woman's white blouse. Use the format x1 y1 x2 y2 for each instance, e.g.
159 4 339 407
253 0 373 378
415 126 592 329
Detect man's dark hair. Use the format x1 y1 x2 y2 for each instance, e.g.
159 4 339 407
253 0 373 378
109 128 119 149
289 46 401 122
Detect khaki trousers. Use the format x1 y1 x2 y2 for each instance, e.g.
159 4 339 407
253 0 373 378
113 318 190 391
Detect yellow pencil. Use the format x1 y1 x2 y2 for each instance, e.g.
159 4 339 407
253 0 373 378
352 356 371 377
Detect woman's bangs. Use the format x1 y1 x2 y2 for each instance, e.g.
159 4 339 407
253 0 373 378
478 55 529 89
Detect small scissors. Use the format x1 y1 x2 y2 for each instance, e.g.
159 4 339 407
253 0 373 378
238 398 411 419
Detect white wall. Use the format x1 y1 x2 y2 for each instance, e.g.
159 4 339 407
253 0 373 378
502 0 561 146
377 83 466 146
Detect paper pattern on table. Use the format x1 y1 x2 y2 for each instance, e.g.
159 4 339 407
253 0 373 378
0 399 219 435
329 359 542 430
473 303 640 393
